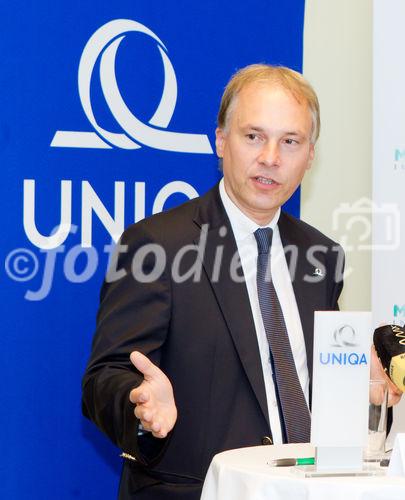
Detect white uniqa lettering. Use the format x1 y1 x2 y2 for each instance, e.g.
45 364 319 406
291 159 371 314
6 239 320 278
23 179 72 249
152 181 198 214
82 181 125 248
134 182 146 223
23 179 199 248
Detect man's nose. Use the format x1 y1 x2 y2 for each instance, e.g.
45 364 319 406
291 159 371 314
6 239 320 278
257 140 280 166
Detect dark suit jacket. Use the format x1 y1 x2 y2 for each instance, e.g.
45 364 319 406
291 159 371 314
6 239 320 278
82 183 343 499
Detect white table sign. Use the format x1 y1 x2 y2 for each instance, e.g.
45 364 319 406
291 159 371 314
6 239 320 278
311 311 372 470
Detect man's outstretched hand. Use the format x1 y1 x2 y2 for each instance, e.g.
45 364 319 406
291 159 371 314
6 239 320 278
129 351 177 438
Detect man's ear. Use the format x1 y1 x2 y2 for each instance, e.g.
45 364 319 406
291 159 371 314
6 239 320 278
215 128 226 158
307 143 315 170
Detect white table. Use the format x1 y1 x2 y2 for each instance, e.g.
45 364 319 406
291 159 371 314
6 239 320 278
201 443 405 500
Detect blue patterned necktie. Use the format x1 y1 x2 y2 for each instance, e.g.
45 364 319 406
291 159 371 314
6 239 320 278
254 227 311 443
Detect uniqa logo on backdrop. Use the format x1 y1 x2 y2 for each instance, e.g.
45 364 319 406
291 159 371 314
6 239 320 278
50 18 213 153
23 19 214 250
320 324 367 366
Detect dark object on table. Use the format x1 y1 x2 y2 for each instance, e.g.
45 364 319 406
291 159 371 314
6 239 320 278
374 324 405 392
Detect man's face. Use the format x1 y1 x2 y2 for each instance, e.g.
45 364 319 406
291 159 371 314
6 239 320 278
215 83 314 225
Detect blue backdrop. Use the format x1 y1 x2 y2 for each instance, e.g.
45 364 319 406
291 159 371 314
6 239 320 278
1 1 305 497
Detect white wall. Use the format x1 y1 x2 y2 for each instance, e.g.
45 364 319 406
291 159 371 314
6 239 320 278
302 0 372 312
302 0 405 446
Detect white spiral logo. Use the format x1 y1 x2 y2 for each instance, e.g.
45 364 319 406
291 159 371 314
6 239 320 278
332 324 358 347
51 19 213 154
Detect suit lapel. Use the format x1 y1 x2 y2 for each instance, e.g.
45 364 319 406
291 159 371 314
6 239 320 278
193 185 270 427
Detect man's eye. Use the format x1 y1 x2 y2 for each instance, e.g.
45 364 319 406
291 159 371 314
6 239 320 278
284 138 298 145
246 133 258 141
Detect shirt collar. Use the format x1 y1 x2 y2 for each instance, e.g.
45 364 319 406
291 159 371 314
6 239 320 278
219 178 281 242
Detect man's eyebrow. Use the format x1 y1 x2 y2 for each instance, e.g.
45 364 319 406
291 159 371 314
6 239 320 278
242 125 306 137
241 125 266 132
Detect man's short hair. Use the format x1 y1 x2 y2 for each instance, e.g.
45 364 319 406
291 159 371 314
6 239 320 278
217 64 320 144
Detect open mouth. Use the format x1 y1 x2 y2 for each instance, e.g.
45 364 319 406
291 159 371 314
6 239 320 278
254 176 278 186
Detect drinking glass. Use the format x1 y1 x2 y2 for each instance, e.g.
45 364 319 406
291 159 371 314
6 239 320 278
364 379 388 462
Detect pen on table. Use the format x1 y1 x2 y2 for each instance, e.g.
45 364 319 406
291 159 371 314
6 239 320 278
268 457 315 467
269 457 390 467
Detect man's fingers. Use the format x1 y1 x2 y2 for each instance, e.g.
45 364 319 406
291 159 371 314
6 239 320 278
130 351 161 381
129 386 150 404
134 405 152 422
133 406 168 438
129 351 177 438
150 419 168 438
151 421 161 433
153 430 168 439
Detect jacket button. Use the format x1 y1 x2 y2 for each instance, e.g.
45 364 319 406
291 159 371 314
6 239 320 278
261 436 273 445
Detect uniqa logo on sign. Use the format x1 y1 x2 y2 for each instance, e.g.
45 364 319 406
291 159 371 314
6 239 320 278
51 19 213 154
319 324 367 366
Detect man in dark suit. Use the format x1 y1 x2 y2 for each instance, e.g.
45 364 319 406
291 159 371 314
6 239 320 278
82 64 397 499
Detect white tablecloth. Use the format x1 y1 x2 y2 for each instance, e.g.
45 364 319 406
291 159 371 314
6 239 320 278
201 443 405 500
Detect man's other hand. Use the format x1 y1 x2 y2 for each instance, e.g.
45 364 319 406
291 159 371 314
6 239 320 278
129 351 177 438
370 345 402 407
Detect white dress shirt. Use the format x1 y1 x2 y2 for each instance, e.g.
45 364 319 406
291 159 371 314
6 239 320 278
219 178 309 444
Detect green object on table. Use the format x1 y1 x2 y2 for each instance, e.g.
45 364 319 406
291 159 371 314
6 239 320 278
269 457 316 467
296 457 315 466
